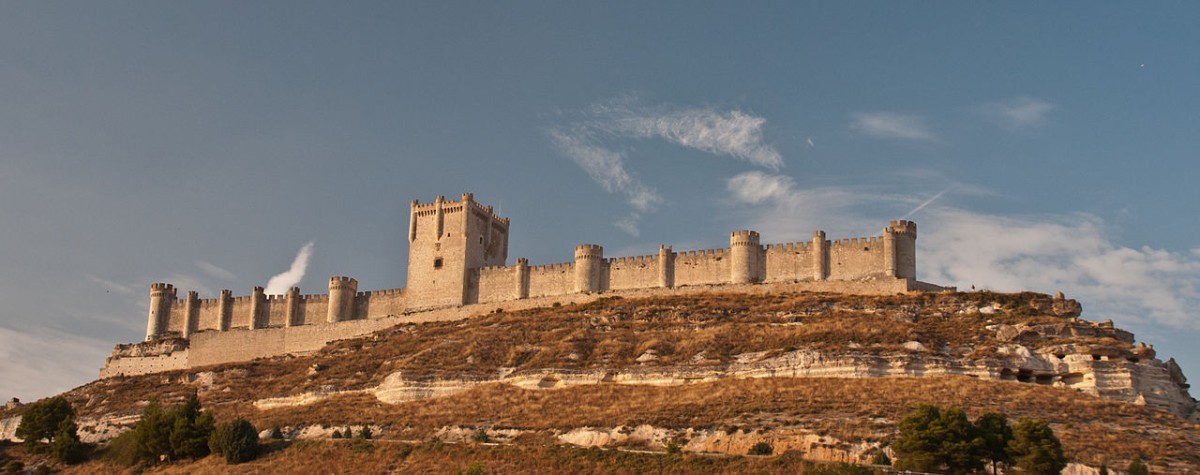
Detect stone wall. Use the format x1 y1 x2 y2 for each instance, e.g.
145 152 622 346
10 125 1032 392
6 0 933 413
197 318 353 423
607 254 661 291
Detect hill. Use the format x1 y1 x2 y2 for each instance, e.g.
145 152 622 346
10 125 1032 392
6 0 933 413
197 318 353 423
2 290 1197 473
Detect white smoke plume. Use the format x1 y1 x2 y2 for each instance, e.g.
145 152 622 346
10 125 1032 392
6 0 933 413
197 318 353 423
264 241 314 295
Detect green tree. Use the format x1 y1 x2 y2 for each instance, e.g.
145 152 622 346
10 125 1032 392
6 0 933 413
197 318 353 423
15 396 74 445
894 404 942 472
122 392 215 464
1126 456 1149 475
359 426 372 440
975 412 1014 475
133 398 173 462
50 418 86 464
209 418 260 464
893 405 985 475
1007 418 1066 475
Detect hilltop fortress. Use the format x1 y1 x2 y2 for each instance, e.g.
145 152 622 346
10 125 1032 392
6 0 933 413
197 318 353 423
104 193 939 377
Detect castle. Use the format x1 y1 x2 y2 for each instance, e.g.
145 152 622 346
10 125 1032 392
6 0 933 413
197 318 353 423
108 193 932 377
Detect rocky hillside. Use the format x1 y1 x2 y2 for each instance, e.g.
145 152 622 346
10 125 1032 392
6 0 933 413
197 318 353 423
3 290 1198 472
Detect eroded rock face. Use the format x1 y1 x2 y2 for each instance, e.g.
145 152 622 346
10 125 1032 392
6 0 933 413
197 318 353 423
108 338 188 359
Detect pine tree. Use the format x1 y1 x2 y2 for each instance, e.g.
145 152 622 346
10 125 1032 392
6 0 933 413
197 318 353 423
975 412 1014 475
15 396 74 445
50 418 85 464
1007 418 1066 475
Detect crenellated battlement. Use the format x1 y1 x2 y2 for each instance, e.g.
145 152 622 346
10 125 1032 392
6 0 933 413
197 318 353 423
131 192 926 378
574 244 604 257
730 230 761 245
887 219 918 237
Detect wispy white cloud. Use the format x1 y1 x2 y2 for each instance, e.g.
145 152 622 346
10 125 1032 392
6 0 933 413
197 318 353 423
726 171 799 205
549 98 784 235
194 260 236 281
920 209 1200 329
547 129 663 214
850 111 936 141
0 326 112 401
606 107 784 169
614 215 641 237
727 176 1200 330
264 241 314 295
978 96 1057 129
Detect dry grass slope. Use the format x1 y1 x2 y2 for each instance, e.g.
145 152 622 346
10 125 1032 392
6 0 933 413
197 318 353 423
5 291 1195 471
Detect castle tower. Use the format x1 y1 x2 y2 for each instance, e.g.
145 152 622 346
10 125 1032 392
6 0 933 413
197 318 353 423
730 230 761 284
327 276 358 323
812 231 829 280
217 289 232 331
574 244 604 293
182 291 199 339
145 283 175 341
249 286 265 330
657 245 675 289
884 220 918 279
406 193 510 308
285 286 301 327
515 258 530 299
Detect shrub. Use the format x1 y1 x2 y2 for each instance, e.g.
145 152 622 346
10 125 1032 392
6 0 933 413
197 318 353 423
4 461 22 475
457 462 484 475
665 440 682 455
748 442 773 455
870 451 891 466
32 466 51 475
209 418 259 464
359 426 372 440
472 428 490 443
269 426 283 439
332 429 343 439
1127 457 1149 475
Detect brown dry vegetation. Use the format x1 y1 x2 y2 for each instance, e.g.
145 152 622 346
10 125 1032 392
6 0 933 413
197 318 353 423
234 377 1199 469
10 291 1194 471
49 290 1089 419
65 440 873 475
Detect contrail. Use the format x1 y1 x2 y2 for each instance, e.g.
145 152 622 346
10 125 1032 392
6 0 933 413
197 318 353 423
902 186 955 219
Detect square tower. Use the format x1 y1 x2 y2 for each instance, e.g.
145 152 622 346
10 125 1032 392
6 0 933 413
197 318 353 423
407 193 510 308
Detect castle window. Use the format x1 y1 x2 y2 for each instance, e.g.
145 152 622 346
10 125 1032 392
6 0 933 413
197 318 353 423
434 258 443 269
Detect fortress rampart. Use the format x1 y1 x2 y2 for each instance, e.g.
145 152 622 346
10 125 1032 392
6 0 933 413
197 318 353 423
109 193 929 377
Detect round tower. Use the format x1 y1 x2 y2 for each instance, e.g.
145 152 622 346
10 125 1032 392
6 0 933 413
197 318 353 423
884 220 918 279
729 230 761 284
285 286 301 327
573 244 604 293
327 276 358 323
657 245 675 289
145 283 174 341
249 286 265 330
182 290 199 339
217 289 233 331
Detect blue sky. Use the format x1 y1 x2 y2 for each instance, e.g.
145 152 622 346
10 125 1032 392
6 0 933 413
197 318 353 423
2 2 1199 401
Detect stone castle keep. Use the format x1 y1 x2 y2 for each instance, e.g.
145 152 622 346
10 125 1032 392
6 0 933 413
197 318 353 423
109 193 926 377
